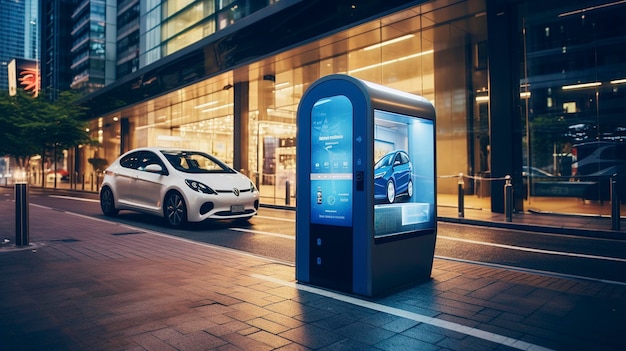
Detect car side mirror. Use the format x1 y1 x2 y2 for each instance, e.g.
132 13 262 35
144 164 163 174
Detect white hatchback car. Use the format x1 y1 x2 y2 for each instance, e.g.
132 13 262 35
99 147 259 227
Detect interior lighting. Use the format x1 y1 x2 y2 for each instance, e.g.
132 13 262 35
610 78 626 84
475 96 489 102
201 103 234 113
562 82 601 90
194 101 218 109
349 49 434 74
363 34 415 51
558 1 626 17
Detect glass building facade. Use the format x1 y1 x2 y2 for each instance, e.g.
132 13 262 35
70 0 116 93
42 0 626 218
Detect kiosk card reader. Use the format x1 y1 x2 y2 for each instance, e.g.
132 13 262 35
296 74 437 297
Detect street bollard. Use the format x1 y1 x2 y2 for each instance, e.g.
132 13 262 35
285 180 291 206
458 173 464 218
611 174 620 231
504 175 513 222
15 182 29 247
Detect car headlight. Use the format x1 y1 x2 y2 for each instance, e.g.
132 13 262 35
250 181 257 193
374 171 386 179
185 179 217 194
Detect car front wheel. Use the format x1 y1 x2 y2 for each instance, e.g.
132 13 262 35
100 187 119 216
386 179 396 204
164 192 186 227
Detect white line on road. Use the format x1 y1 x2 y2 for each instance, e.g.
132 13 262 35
438 235 626 263
251 274 554 351
48 195 99 203
229 227 294 240
254 215 295 222
435 255 626 286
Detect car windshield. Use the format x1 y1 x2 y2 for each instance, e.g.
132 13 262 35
374 153 394 170
160 150 236 174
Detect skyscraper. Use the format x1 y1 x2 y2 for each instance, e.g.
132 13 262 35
0 0 38 92
40 0 73 100
68 0 116 94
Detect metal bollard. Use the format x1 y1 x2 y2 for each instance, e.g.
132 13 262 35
504 175 513 222
457 173 464 218
15 182 29 246
285 180 291 206
611 174 620 231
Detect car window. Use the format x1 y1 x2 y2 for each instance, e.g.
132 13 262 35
400 152 410 164
375 153 394 169
119 152 140 169
394 153 402 165
161 150 235 174
137 151 166 172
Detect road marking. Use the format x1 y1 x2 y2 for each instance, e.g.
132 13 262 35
255 215 295 222
251 274 554 351
438 235 626 263
229 227 294 240
48 195 99 203
435 255 626 286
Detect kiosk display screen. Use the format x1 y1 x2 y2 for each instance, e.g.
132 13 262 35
374 109 435 238
310 95 353 226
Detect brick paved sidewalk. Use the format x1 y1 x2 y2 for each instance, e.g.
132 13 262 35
1 202 625 350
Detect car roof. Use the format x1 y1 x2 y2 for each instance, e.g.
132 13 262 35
125 147 204 153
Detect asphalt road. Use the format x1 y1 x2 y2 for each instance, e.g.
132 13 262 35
3 186 626 284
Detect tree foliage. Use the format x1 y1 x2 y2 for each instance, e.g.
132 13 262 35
0 90 92 169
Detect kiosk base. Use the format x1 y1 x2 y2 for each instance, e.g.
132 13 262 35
309 225 353 293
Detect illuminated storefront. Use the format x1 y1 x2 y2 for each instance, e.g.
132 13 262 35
67 0 626 217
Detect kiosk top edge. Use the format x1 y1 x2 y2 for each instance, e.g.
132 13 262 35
304 74 435 120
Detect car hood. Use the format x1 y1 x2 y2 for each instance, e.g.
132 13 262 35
184 172 253 191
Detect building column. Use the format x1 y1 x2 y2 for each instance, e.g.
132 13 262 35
486 0 524 213
233 81 250 175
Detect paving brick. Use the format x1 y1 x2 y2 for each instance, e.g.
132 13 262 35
336 321 396 345
436 334 505 351
312 313 358 330
401 323 448 344
131 333 179 351
221 331 275 351
279 324 345 349
319 338 379 350
374 333 439 351
248 330 293 348
206 319 253 336
166 330 227 351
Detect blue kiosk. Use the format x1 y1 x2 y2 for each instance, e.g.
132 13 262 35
296 74 437 297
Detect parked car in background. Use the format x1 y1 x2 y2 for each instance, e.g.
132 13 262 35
46 169 69 183
374 150 413 204
99 147 259 227
571 141 626 200
571 141 626 178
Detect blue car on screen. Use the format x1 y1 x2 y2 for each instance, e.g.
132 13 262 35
374 150 413 204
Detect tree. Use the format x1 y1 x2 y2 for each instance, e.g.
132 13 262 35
0 90 92 175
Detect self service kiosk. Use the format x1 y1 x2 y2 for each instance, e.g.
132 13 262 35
296 74 437 297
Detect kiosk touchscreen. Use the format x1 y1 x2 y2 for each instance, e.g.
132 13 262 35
296 74 436 296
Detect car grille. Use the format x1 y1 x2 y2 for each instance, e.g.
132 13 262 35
214 209 256 216
215 188 252 194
